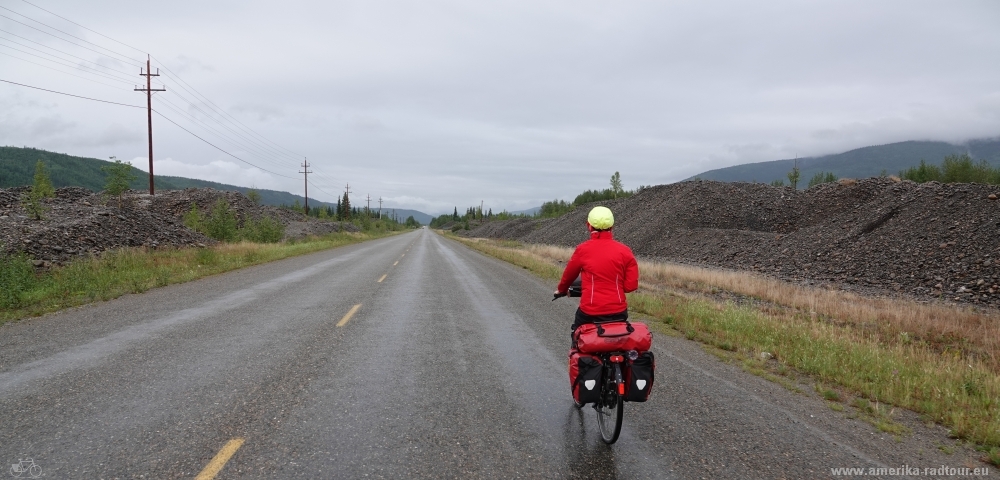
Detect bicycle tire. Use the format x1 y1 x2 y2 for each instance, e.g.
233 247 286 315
596 367 624 444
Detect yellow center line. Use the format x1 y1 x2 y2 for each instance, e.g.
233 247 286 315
393 261 398 266
195 437 245 480
337 304 362 327
377 274 387 283
401 253 405 258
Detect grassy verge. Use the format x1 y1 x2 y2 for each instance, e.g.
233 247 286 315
0 231 397 325
446 234 1000 464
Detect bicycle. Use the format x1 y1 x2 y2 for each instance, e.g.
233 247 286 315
10 458 41 478
573 346 631 444
557 281 631 444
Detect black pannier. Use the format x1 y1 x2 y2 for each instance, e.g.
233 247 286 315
625 351 655 402
569 351 603 404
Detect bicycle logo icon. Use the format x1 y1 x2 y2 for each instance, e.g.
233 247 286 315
9 458 41 478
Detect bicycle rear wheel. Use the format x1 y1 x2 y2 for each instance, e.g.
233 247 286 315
596 373 624 444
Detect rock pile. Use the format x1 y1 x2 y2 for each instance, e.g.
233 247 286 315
0 187 357 267
462 178 1000 307
1 187 213 267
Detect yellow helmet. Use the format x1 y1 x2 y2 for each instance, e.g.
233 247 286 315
587 206 614 230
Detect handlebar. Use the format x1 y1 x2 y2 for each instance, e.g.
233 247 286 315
552 276 582 301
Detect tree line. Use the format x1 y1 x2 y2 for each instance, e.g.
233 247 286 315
428 171 645 228
898 154 1000 184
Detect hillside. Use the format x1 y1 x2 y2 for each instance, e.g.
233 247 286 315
689 139 1000 185
461 178 1000 308
0 146 431 224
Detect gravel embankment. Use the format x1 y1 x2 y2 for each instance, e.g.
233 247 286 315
0 187 358 267
461 178 1000 307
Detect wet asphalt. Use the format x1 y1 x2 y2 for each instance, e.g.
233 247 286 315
0 229 904 478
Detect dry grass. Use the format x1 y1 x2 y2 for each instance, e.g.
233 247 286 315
1 231 393 324
518 242 1000 370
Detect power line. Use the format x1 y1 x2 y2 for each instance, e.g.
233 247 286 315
0 41 137 85
154 86 302 172
0 50 126 89
153 110 298 180
0 28 138 78
0 6 143 67
19 0 148 56
156 72 303 166
0 77 141 107
0 76 297 182
6 2 307 169
156 77 300 170
155 95 294 172
154 64 305 160
306 179 341 201
3 5 312 186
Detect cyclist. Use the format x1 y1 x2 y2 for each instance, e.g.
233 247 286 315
554 206 639 334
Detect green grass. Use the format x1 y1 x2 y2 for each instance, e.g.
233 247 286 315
0 231 397 325
448 234 1000 465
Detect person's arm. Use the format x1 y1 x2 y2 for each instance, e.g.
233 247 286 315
556 247 584 293
623 250 639 293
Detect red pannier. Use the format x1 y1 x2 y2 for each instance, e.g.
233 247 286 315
569 350 603 404
574 321 652 354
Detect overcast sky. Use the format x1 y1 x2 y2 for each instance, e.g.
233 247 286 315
1 0 998 214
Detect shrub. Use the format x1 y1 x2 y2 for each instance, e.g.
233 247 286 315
21 160 55 220
246 188 261 205
770 179 785 187
183 203 204 231
0 251 36 308
239 216 285 243
203 199 238 242
101 157 137 208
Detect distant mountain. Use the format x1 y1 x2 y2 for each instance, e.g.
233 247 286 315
510 206 540 216
379 208 433 226
687 139 1000 186
0 146 432 224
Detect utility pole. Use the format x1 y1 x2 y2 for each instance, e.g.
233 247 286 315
344 183 352 219
365 194 371 217
299 158 312 214
134 55 165 195
378 197 383 219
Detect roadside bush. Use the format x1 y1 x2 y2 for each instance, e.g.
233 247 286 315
21 160 55 220
203 199 238 242
239 216 285 243
183 203 203 231
101 157 137 208
0 251 36 308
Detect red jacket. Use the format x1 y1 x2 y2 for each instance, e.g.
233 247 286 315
557 230 639 316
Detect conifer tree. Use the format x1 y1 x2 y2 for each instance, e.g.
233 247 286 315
21 160 55 220
342 192 351 220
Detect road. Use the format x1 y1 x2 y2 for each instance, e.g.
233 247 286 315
0 229 972 478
